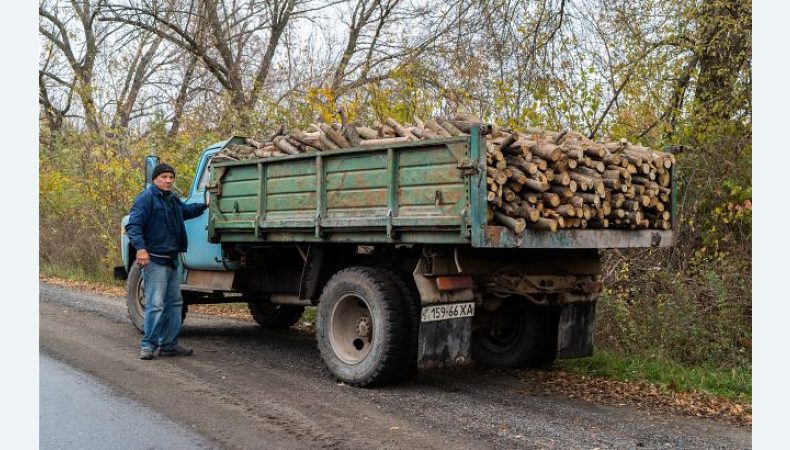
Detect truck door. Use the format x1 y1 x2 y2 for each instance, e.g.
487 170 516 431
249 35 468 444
181 149 227 271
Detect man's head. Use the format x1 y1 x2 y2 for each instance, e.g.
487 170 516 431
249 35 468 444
152 163 176 191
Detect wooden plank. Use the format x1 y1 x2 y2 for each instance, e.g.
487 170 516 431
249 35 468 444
267 174 317 194
399 146 456 167
266 192 317 212
222 165 258 181
398 185 465 207
324 169 388 190
267 159 316 178
324 154 387 173
220 179 259 197
326 188 387 208
217 197 257 214
399 164 461 186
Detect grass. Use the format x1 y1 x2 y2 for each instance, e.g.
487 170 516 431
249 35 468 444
40 262 122 285
556 350 752 404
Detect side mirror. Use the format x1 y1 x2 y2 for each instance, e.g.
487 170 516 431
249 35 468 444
144 155 160 189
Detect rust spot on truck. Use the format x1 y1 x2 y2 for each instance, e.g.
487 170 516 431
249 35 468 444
484 226 503 246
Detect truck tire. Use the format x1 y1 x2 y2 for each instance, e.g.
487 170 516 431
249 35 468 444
316 267 408 387
378 268 421 382
471 302 558 368
125 262 188 334
248 300 305 329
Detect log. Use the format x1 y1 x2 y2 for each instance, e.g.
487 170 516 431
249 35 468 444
532 156 548 171
541 192 561 208
509 167 528 184
384 117 413 138
502 187 517 202
512 203 540 222
358 136 411 147
425 119 452 137
272 135 300 155
533 143 562 161
556 204 576 217
486 167 508 185
320 123 351 148
244 137 264 148
494 211 526 233
356 126 379 140
505 157 538 175
527 217 558 232
565 146 584 161
290 130 326 150
576 192 601 206
438 119 465 136
549 185 574 198
343 124 362 147
584 145 606 159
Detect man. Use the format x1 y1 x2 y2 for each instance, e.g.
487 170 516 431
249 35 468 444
126 163 208 360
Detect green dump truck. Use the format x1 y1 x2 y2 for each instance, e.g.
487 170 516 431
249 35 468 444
199 127 674 386
118 127 674 387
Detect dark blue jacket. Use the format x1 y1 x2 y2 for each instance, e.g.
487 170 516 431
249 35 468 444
125 184 207 258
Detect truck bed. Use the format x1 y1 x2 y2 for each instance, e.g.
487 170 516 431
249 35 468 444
207 130 674 249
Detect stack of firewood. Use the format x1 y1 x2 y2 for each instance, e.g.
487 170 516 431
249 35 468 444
211 113 673 232
211 114 490 162
483 127 674 232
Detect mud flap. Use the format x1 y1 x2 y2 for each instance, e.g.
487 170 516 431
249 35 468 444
417 317 473 369
556 302 596 358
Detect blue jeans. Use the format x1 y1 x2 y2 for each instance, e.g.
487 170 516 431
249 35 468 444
140 261 183 351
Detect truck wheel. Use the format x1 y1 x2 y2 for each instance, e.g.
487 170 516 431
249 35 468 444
248 300 305 329
378 268 421 382
126 262 188 334
316 267 408 387
126 262 146 333
471 302 558 368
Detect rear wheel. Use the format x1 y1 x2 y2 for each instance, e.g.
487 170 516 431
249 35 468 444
471 301 558 368
248 300 305 329
378 268 420 382
316 267 408 387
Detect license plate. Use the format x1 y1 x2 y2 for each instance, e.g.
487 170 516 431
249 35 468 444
421 302 475 323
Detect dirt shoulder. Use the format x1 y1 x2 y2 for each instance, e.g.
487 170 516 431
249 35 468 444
39 275 751 429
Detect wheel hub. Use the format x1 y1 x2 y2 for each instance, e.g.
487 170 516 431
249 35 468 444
355 317 371 339
328 293 373 364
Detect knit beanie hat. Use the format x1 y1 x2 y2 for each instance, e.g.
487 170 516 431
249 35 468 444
152 163 176 180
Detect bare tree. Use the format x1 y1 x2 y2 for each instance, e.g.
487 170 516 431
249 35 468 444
40 0 117 132
39 42 75 135
102 0 338 110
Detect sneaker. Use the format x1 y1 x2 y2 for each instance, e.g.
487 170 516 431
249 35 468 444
159 345 194 357
139 348 155 360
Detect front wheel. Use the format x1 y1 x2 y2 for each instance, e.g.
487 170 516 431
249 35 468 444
125 262 187 334
248 300 305 329
316 267 408 387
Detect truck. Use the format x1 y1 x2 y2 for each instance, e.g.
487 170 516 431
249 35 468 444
115 127 675 386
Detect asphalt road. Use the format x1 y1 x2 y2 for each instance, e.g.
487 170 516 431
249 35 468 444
40 354 216 449
39 282 752 449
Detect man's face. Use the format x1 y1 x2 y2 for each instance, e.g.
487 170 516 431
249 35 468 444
153 172 175 191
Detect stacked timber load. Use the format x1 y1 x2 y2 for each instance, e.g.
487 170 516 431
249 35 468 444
483 127 674 232
210 113 673 232
211 113 490 162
